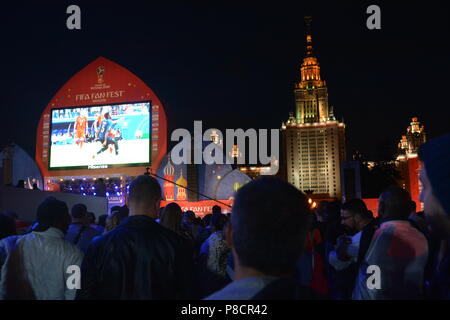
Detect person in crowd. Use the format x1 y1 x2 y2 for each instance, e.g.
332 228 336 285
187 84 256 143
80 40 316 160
0 214 16 241
182 210 203 258
160 203 193 241
15 180 25 188
0 197 83 300
324 200 345 246
408 204 441 298
110 205 121 216
319 200 344 298
206 177 312 300
3 211 29 235
225 251 235 282
409 202 428 235
96 214 107 234
0 213 17 280
295 208 329 299
212 205 222 215
104 206 121 232
418 133 450 299
32 183 39 190
419 133 450 238
65 204 101 253
353 186 428 300
76 175 195 300
183 210 200 240
197 213 213 245
86 212 97 229
202 213 212 228
104 206 129 233
328 199 376 299
199 213 230 297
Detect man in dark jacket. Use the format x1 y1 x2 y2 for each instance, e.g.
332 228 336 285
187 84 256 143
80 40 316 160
328 199 376 299
76 175 195 300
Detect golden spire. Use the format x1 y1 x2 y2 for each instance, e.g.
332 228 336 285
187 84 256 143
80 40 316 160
298 16 325 89
305 16 314 57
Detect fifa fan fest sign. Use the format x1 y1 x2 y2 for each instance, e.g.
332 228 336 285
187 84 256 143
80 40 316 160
35 57 168 182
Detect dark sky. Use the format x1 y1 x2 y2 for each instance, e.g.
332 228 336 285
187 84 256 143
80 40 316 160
0 1 449 161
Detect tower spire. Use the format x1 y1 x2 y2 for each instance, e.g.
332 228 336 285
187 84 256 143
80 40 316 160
299 16 323 90
304 16 314 57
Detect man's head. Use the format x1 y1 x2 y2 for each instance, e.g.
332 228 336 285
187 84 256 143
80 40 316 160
86 212 96 225
210 213 228 233
160 202 183 234
128 175 161 219
104 112 111 120
184 210 196 225
419 133 450 238
110 205 121 216
229 177 311 277
340 199 372 234
34 197 71 233
378 186 412 221
202 214 212 227
98 214 108 227
212 205 222 215
71 203 88 221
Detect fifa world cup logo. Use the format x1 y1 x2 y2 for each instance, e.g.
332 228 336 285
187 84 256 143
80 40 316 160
97 65 105 84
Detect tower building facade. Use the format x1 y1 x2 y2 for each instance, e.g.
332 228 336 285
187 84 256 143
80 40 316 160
281 17 346 199
396 117 426 209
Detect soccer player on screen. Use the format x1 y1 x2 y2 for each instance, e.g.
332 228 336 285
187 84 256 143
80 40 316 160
74 110 88 149
92 112 120 158
94 112 105 140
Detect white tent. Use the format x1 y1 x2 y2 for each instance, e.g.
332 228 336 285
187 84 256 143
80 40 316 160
0 143 43 189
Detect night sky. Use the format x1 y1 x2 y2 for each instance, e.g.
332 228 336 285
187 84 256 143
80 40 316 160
0 1 449 161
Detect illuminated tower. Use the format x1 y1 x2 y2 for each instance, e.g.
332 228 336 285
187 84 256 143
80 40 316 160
396 117 426 209
281 16 346 199
176 169 187 201
397 117 426 159
163 155 175 201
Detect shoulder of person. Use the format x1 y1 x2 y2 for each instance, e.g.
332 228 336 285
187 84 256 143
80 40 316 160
62 238 84 259
0 235 22 252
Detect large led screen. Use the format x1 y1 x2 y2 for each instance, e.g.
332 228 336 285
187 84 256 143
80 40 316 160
49 102 151 170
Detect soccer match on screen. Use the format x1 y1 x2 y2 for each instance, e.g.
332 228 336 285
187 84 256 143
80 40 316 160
49 102 151 169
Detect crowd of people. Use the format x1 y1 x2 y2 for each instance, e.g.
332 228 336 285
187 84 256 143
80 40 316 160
0 133 449 300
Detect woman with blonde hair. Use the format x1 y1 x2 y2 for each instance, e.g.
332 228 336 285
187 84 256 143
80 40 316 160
160 203 192 241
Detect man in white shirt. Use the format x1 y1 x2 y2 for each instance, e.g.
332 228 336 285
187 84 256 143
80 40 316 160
352 187 428 300
0 197 83 300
